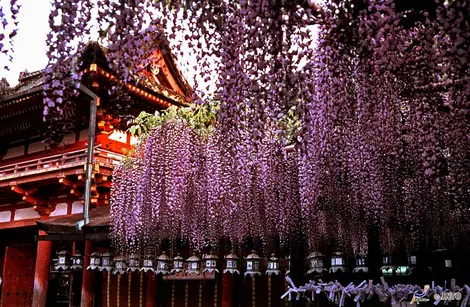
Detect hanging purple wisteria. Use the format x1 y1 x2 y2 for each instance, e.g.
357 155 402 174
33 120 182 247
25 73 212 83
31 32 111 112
1 0 469 256
108 0 470 256
110 109 300 254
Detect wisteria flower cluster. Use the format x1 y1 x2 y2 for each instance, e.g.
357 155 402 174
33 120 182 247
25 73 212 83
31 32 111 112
111 107 299 254
110 0 469 256
1 0 468 256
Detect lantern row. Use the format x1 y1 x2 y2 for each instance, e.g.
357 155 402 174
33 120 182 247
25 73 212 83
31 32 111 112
52 249 453 278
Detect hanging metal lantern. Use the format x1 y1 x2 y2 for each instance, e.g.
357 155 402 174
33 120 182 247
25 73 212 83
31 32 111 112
100 252 114 272
87 252 101 270
71 251 83 271
380 255 396 277
307 252 327 275
127 254 141 272
203 253 219 273
432 249 452 276
266 253 281 276
353 254 368 273
405 252 417 275
223 252 240 274
330 251 347 273
244 250 261 277
156 251 171 275
141 254 155 273
186 253 201 275
114 255 127 274
171 253 184 274
54 250 71 271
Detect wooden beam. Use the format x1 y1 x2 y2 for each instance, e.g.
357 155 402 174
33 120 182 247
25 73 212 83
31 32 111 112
98 181 112 189
59 177 84 188
23 195 45 205
36 233 110 241
59 177 74 187
70 188 83 197
0 219 38 230
10 185 37 196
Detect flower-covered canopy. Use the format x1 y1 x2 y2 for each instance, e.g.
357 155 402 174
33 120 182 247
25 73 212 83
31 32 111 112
1 0 468 255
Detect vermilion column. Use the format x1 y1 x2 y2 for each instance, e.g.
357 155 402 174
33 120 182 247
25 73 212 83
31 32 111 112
146 273 157 307
221 273 234 307
32 214 52 307
81 240 95 307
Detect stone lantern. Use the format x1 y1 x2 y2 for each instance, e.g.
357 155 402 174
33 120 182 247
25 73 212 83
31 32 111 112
223 252 240 274
307 252 327 275
266 253 281 276
141 254 155 273
244 250 261 277
186 253 201 275
203 253 219 273
87 252 101 270
380 255 396 277
71 251 83 271
100 252 114 272
54 250 71 271
353 254 368 273
127 254 141 272
405 252 417 275
171 253 184 274
330 251 347 273
156 251 171 275
114 255 127 274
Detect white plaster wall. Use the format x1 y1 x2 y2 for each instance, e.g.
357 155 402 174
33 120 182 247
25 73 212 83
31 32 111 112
28 141 46 154
130 136 140 146
50 202 68 217
71 201 83 214
109 130 127 143
0 211 11 223
14 207 40 220
2 146 24 159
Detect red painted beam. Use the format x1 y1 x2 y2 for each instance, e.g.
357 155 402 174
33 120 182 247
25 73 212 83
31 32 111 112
23 195 45 205
99 181 112 189
10 185 37 195
0 218 38 230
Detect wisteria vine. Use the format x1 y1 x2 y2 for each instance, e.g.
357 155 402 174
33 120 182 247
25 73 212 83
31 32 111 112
1 0 469 257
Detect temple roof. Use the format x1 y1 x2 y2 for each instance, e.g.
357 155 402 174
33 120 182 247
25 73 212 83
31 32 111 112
1 39 193 106
36 205 110 235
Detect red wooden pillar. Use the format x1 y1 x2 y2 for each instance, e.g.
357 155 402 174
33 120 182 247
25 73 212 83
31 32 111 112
221 273 234 307
80 240 95 307
146 272 157 307
32 228 52 307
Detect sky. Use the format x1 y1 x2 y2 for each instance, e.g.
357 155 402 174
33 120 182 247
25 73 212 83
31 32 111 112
1 0 53 86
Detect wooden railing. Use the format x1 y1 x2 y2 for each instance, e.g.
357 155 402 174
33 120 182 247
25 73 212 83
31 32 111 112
0 146 124 181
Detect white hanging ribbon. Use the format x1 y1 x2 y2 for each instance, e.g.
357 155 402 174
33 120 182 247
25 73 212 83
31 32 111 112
281 277 469 307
